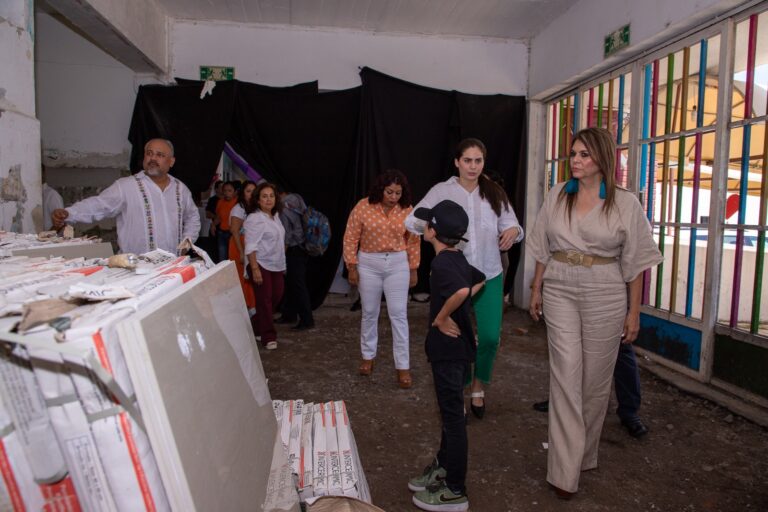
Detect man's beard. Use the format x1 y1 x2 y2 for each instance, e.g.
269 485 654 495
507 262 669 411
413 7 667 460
145 165 161 176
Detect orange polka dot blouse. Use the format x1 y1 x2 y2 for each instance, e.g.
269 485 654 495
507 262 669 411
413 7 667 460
343 198 421 270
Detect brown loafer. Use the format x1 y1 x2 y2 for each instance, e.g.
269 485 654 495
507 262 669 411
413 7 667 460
359 359 374 376
397 369 412 389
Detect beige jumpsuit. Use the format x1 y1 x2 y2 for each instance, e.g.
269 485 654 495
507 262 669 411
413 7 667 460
526 182 663 493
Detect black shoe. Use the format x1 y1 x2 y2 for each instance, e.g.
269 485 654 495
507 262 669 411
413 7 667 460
350 299 361 312
470 392 485 419
620 417 649 438
275 316 296 325
533 400 549 413
291 323 315 331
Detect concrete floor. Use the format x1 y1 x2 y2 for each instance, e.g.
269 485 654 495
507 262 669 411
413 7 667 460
262 294 768 511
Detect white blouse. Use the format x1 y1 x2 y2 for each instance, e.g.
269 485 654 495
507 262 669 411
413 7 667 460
405 176 524 279
244 210 286 272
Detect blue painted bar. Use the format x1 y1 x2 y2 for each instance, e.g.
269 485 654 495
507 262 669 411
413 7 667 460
685 40 708 318
617 75 626 143
637 313 702 370
640 64 652 191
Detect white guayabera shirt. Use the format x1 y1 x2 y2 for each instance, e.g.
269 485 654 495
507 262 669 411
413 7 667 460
66 171 200 255
405 176 524 280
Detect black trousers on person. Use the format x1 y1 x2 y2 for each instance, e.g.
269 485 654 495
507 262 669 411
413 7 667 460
281 245 314 326
432 360 470 495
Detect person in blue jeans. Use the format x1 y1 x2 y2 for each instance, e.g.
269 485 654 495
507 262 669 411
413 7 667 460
408 200 485 512
533 343 648 438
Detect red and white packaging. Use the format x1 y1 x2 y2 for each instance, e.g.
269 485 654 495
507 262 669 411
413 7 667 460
28 346 117 511
288 401 304 477
311 403 328 497
324 402 342 495
298 402 314 501
63 314 170 512
333 401 359 498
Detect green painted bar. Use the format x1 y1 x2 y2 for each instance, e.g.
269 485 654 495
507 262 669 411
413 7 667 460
656 54 675 308
597 83 604 127
670 48 690 313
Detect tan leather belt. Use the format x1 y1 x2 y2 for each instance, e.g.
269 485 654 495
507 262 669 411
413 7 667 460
552 250 617 268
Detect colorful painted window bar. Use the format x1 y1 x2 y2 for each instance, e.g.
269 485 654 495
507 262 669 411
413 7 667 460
719 12 768 335
545 73 632 189
639 37 719 322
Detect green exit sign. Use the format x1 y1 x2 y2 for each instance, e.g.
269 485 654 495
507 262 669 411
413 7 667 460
200 66 235 81
604 24 630 58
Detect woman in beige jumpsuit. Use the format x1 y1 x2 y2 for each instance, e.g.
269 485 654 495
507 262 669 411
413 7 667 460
527 128 662 498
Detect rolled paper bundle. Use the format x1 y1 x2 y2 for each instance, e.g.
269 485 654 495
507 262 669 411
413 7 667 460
62 225 74 239
107 253 138 269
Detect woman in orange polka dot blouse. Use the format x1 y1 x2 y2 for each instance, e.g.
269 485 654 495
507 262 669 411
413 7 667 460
343 169 421 389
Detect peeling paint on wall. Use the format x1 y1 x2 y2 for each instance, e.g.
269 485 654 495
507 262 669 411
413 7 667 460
44 148 130 169
0 164 28 232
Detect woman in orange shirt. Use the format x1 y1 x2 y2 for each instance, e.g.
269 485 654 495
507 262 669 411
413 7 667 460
215 181 238 263
343 170 420 388
228 180 257 312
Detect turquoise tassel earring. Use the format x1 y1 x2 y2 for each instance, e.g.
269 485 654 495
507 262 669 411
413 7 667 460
564 178 579 194
599 180 606 199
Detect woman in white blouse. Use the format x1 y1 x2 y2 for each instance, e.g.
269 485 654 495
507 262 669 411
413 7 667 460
244 182 286 350
406 138 524 419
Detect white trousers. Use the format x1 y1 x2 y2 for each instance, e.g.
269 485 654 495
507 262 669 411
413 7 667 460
357 251 410 369
542 260 626 493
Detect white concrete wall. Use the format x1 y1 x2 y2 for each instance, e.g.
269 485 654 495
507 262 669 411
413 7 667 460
529 0 748 99
0 0 42 233
171 20 528 95
35 12 138 168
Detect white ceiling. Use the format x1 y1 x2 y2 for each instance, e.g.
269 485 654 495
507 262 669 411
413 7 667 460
157 0 578 40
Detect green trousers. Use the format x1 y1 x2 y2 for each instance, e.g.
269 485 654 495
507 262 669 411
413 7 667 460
468 273 503 385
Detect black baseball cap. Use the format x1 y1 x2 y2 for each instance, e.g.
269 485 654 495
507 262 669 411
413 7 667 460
414 200 469 243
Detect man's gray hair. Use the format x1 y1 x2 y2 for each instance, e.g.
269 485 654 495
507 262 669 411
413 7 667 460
145 138 175 156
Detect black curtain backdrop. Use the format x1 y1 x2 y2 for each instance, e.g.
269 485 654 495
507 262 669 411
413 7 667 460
127 68 526 306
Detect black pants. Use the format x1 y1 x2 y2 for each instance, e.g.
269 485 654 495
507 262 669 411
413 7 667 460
282 245 314 326
432 360 470 495
614 343 642 421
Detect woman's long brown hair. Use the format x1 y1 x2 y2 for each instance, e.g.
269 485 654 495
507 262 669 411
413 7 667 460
557 127 617 221
454 138 511 216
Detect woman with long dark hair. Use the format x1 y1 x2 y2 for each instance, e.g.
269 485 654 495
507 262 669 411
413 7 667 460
343 169 421 389
527 127 662 498
406 138 523 418
229 180 257 313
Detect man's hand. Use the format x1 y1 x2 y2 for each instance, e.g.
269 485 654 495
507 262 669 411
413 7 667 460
51 208 69 229
433 316 460 338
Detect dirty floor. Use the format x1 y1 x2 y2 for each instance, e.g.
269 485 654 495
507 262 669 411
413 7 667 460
261 295 768 512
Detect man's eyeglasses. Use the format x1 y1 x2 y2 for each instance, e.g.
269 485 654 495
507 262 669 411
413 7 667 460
145 149 169 159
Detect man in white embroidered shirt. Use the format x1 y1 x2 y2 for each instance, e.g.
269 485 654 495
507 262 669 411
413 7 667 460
51 139 200 255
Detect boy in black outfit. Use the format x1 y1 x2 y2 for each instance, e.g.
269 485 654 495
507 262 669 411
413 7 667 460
408 200 485 512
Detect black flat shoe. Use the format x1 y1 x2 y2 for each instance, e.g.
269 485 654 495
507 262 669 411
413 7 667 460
470 391 485 419
533 400 549 413
621 417 649 438
291 323 315 331
275 316 296 325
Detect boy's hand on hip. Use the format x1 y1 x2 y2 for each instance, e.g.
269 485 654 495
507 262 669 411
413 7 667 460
433 316 460 338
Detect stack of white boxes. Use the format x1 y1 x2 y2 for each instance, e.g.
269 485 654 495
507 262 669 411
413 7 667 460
0 250 210 511
273 400 371 504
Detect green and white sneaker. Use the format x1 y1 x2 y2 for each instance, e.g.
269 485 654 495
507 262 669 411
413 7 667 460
412 482 469 512
408 459 447 492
